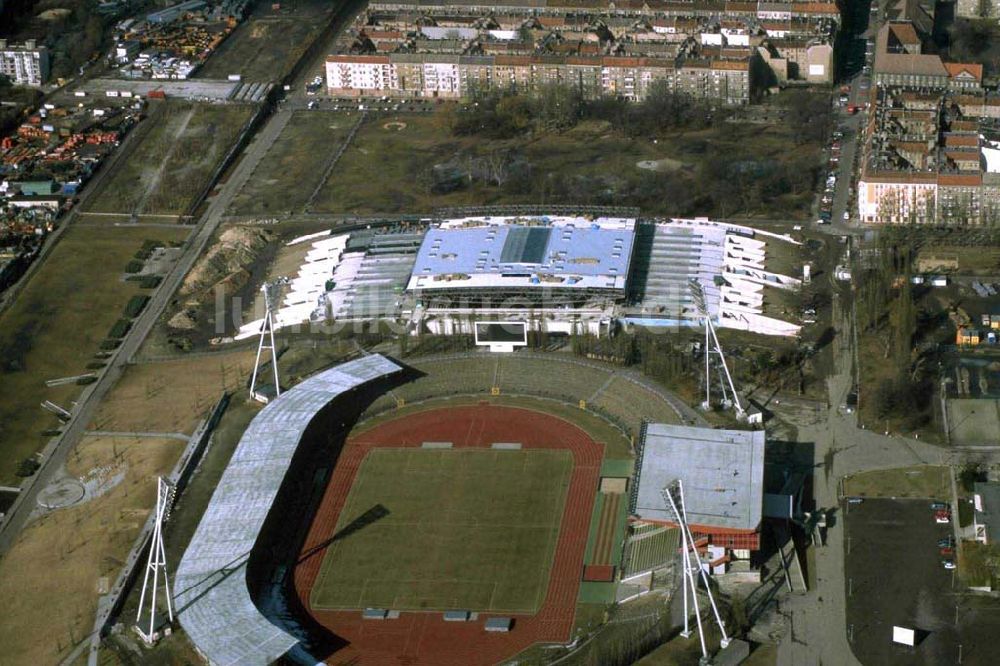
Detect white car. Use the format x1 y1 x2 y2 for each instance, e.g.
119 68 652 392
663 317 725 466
843 211 850 221
942 560 956 570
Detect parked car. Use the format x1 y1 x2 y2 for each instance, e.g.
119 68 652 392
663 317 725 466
938 536 955 547
942 559 956 570
940 547 955 557
935 511 952 524
847 497 864 504
931 502 950 511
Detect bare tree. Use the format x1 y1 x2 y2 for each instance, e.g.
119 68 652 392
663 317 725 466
484 149 509 188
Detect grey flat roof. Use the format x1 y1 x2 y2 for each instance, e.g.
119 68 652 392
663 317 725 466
173 355 402 666
406 218 635 292
975 481 1000 544
633 424 764 531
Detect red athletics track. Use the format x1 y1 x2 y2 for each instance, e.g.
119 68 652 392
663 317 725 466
292 403 604 666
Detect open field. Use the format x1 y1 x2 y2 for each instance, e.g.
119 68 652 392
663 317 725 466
917 245 1000 275
312 447 572 612
843 465 951 500
0 435 184 665
227 111 353 215
197 0 334 82
0 225 190 484
88 350 256 435
83 101 255 216
310 112 822 218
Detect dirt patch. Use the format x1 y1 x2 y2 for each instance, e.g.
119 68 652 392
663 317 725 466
181 226 273 300
635 157 686 173
171 226 274 334
383 121 407 131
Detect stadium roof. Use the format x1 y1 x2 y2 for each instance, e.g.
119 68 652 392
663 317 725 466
632 424 765 531
405 216 635 293
173 355 402 666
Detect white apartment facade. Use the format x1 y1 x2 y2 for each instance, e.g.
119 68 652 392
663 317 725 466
0 39 50 86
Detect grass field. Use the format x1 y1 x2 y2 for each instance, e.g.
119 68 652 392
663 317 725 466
88 350 256 435
0 435 183 665
311 447 572 613
197 0 333 82
310 113 821 218
843 465 951 500
227 111 353 215
0 225 190 484
83 101 254 216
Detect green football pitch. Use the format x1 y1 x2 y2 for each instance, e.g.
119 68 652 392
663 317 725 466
310 447 573 613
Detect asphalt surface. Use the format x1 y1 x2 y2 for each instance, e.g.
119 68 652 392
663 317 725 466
844 498 961 666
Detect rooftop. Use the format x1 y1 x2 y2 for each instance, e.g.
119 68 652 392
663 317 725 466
975 481 1000 545
173 355 402 666
406 216 635 293
631 423 765 531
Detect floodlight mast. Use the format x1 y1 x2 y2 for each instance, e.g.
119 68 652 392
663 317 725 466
136 477 175 642
250 282 281 400
662 480 731 663
688 280 744 419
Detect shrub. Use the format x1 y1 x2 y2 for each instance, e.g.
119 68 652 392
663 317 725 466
108 319 132 339
15 457 40 477
99 339 121 351
133 239 163 260
123 295 150 318
124 259 144 274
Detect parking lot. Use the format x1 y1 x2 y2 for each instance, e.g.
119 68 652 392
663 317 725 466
844 498 1000 665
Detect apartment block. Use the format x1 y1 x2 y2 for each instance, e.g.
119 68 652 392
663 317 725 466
856 17 999 226
326 0 840 104
0 39 50 86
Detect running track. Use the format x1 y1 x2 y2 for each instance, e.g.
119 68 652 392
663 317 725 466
292 404 604 665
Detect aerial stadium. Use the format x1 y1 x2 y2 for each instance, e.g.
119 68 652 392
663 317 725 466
173 352 774 665
168 212 797 665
